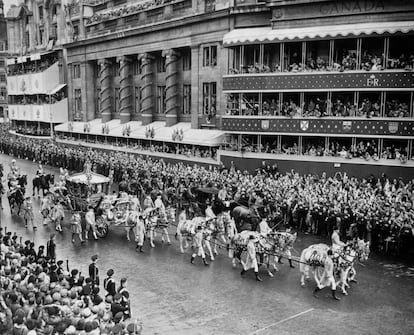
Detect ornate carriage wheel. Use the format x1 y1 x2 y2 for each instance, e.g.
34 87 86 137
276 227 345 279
96 216 109 238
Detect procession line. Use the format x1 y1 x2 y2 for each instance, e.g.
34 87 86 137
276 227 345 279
247 308 314 335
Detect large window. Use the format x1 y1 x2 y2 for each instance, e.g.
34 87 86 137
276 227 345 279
202 82 216 115
183 84 191 114
135 86 141 113
74 89 82 113
284 42 302 71
306 40 329 71
243 44 260 73
114 88 120 112
226 94 240 115
73 63 81 79
303 92 328 117
133 59 141 75
333 38 357 71
241 93 259 116
262 93 280 116
229 46 241 73
203 45 217 67
157 86 166 113
0 74 6 82
388 36 414 69
157 56 166 73
263 44 281 72
0 59 5 67
331 92 355 117
96 88 101 115
281 92 300 116
182 49 191 71
361 37 384 71
385 92 411 118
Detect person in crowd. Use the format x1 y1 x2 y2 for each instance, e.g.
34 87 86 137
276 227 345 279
46 233 56 261
104 269 117 298
89 254 100 287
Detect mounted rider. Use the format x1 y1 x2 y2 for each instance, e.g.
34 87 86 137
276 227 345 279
36 163 45 177
331 226 345 253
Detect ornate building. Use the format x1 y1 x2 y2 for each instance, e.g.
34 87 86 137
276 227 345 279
4 0 81 136
55 0 414 178
0 0 7 120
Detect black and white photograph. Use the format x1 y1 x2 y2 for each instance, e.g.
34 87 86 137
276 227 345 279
0 0 413 334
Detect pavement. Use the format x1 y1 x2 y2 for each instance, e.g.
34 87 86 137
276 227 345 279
1 153 414 335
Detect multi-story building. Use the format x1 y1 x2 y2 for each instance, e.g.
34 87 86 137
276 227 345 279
5 0 78 137
56 0 414 178
0 0 7 121
219 0 414 179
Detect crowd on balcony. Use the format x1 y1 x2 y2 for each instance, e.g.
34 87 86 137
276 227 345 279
10 91 67 105
86 0 175 25
0 230 142 335
227 95 412 118
7 57 59 76
230 137 411 163
12 125 52 137
57 133 218 160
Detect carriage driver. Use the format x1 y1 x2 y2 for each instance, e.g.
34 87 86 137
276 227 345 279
331 225 345 253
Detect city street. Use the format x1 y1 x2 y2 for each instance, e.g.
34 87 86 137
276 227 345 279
1 153 414 335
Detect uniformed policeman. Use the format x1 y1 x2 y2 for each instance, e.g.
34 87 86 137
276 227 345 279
89 254 100 287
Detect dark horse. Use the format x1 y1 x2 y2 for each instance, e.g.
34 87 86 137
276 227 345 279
232 205 261 232
33 174 55 197
8 188 25 215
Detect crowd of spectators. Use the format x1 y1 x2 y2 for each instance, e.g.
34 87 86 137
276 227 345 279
227 96 411 118
0 231 142 334
57 133 217 161
7 57 59 76
229 50 413 75
86 0 174 25
0 124 413 257
229 136 411 163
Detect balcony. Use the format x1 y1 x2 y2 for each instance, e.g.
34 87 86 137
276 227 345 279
223 70 414 91
8 98 69 123
85 0 193 37
221 116 414 137
7 62 60 95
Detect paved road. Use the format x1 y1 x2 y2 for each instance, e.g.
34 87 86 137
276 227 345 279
1 153 414 335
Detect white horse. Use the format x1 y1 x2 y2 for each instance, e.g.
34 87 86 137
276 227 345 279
145 207 174 247
176 216 203 253
202 214 229 261
299 240 370 295
229 231 280 277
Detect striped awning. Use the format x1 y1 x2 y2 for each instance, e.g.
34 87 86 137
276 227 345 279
223 21 414 46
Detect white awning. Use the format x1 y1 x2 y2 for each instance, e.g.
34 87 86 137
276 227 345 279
67 172 110 185
48 84 67 95
223 21 414 45
30 53 41 61
7 58 16 65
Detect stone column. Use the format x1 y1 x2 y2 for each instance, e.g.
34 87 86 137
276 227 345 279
84 61 95 121
163 49 179 127
117 56 132 123
139 53 154 125
98 59 112 123
190 45 200 129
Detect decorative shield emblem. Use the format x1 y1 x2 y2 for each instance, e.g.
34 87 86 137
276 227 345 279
300 120 309 131
388 122 399 134
261 120 270 130
342 121 352 131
